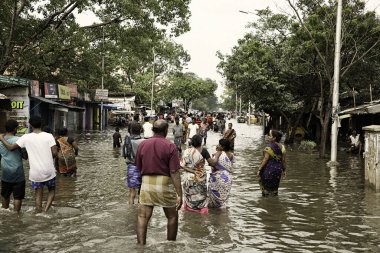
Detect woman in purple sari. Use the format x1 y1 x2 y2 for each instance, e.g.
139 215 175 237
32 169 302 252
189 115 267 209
208 138 234 208
257 130 287 196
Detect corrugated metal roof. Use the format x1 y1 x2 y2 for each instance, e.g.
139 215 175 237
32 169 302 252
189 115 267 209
339 100 380 115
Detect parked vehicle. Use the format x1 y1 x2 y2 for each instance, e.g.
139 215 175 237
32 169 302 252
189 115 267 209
237 116 246 123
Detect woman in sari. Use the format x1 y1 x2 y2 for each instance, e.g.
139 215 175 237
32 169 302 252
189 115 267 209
208 138 234 208
56 128 79 177
180 135 210 213
257 129 287 196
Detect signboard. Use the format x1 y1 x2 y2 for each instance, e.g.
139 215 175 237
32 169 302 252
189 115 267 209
95 89 108 101
30 80 40 96
0 75 30 88
66 84 78 97
1 87 29 133
44 82 58 98
58 84 71 100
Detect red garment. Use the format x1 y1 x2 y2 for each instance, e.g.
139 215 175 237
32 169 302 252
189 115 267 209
135 135 180 176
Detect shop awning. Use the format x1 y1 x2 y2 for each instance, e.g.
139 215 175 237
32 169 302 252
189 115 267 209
30 96 85 111
339 100 380 115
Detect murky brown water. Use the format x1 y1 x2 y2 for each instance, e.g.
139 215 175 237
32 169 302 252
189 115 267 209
1 120 380 252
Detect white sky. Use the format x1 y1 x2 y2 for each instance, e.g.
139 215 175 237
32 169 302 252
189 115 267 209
174 0 380 97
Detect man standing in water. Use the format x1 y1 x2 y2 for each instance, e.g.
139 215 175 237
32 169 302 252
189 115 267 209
223 123 237 151
0 120 27 213
172 117 183 153
135 119 182 245
0 115 57 213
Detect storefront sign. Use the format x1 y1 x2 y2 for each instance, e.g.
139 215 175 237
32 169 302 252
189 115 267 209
30 80 40 96
44 82 58 98
95 89 108 101
66 84 78 97
0 75 30 87
58 84 71 100
1 87 29 133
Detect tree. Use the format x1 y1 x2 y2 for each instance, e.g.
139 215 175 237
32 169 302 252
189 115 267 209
286 0 380 157
218 1 380 157
0 0 191 91
158 72 218 110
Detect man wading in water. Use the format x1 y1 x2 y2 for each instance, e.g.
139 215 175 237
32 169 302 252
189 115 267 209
0 116 57 213
134 120 182 245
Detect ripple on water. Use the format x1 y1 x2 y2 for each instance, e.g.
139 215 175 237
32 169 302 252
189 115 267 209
2 123 380 252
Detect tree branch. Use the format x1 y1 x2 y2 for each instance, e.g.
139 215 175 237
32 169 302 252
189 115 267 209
286 0 332 83
341 35 380 77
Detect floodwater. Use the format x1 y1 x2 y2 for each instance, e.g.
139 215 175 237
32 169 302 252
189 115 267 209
1 120 380 253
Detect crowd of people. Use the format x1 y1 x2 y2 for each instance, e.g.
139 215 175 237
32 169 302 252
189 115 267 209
0 112 288 246
115 111 288 245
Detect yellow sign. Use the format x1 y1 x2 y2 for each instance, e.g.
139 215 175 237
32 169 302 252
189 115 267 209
58 85 71 100
11 100 24 109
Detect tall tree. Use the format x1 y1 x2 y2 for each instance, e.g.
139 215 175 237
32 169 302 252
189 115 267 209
159 72 218 110
0 0 191 91
218 1 380 157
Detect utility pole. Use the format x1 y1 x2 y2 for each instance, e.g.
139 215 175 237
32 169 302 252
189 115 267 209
100 26 105 131
235 84 238 118
151 47 155 115
329 0 343 165
239 96 242 115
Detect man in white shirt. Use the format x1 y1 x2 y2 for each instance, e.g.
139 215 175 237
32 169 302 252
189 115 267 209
0 115 57 213
187 119 199 146
349 130 361 154
142 117 154 139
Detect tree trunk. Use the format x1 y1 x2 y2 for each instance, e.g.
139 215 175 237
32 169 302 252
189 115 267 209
285 107 305 144
319 109 330 158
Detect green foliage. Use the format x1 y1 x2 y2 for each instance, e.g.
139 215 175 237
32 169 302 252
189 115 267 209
158 72 218 110
218 0 380 156
0 0 190 92
192 95 219 112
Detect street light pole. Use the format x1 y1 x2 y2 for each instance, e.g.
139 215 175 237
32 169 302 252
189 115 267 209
151 47 155 116
100 26 105 131
330 0 343 165
235 84 238 118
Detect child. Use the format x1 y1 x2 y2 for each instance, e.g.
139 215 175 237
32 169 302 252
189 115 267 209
113 127 122 148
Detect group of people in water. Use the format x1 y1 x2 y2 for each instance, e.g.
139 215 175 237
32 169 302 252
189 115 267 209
0 116 78 213
115 112 287 244
0 112 288 246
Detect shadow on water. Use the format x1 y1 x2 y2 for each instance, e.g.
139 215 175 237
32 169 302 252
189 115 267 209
1 122 380 252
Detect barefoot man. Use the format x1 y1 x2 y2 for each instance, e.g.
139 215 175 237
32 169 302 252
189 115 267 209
135 119 182 245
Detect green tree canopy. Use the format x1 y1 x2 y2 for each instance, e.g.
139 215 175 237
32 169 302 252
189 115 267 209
0 0 191 91
218 1 380 157
158 72 218 110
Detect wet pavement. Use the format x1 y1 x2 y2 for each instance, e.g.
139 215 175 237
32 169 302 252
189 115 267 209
1 119 380 252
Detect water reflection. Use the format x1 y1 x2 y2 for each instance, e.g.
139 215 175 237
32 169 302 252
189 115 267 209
1 121 380 252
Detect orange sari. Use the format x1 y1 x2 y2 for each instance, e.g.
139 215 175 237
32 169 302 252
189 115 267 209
57 137 77 174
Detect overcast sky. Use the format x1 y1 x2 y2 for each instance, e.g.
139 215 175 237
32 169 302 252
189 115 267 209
174 0 286 96
174 0 380 96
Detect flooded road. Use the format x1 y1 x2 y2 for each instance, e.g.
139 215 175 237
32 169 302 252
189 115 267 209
1 120 380 252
